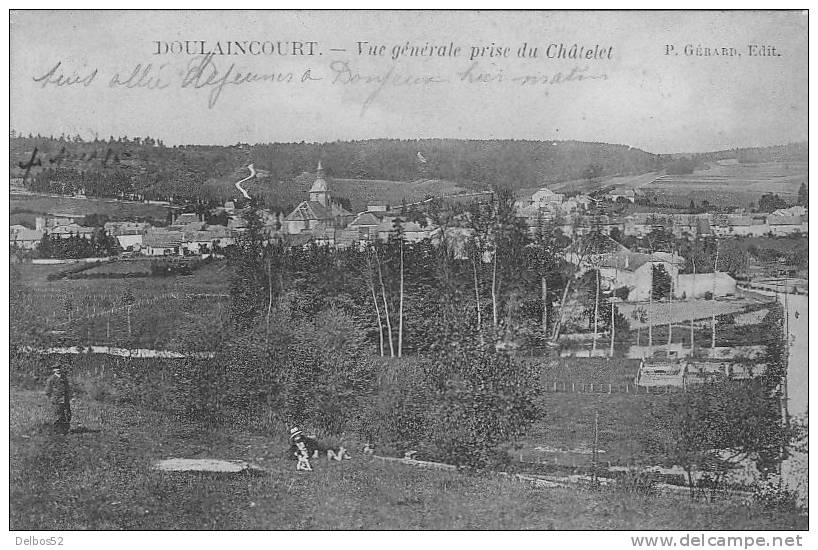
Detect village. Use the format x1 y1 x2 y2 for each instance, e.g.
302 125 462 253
9 161 809 399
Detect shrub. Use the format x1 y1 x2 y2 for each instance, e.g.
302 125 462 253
753 479 802 513
354 358 435 456
618 468 659 496
426 348 541 469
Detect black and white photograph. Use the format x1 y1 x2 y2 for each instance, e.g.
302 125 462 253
7 8 810 541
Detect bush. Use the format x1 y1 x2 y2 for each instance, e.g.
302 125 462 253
354 358 436 456
426 348 541 469
753 479 802 513
616 468 659 496
212 306 378 438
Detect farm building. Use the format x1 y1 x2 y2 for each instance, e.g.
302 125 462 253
675 271 736 299
587 249 686 302
530 187 565 206
772 205 807 217
606 188 636 203
767 215 805 236
104 221 150 251
514 187 566 226
374 218 438 243
142 229 184 256
173 213 202 225
346 205 398 240
37 216 76 230
9 225 44 249
283 162 354 235
181 225 236 254
712 214 770 237
48 223 96 240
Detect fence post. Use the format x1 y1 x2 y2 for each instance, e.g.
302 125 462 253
553 381 557 392
609 383 612 394
590 383 594 393
572 382 575 392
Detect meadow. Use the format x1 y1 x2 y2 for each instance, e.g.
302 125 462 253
10 387 806 530
11 261 230 350
643 162 807 207
10 255 806 530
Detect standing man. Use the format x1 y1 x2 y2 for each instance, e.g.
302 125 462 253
45 365 71 435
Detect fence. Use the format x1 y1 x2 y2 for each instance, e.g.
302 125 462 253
543 380 685 395
44 292 229 329
16 345 215 359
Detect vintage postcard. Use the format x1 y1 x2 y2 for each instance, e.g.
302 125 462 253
8 9 808 540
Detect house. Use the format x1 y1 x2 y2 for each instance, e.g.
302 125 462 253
771 205 807 217
676 271 737 299
9 225 44 249
48 223 96 240
767 215 804 236
283 162 354 234
606 188 636 203
174 213 202 225
591 249 686 302
181 225 235 254
34 215 75 231
530 187 565 207
334 228 369 250
623 213 652 237
375 219 439 243
104 222 150 251
573 194 592 209
142 229 184 256
345 211 383 243
228 216 248 232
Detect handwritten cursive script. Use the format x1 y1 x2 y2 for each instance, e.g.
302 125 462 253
33 62 97 88
181 54 301 108
30 58 610 114
328 60 448 115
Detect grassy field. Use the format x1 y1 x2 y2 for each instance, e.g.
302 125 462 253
643 162 807 207
10 388 806 530
78 260 155 276
10 193 175 221
520 392 669 468
11 261 230 350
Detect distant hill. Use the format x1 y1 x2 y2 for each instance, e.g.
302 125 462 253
9 135 807 212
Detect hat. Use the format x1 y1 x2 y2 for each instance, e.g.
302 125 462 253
289 427 303 439
51 365 61 372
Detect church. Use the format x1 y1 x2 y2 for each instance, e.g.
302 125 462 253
282 161 354 235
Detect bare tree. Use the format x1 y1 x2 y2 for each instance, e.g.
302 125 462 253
711 239 720 350
592 266 600 354
375 247 395 357
398 237 404 358
491 241 499 329
366 250 385 356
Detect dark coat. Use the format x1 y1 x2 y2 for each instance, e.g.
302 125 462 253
45 374 71 404
45 374 71 433
288 434 322 459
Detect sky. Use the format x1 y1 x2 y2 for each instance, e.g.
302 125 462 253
9 10 808 154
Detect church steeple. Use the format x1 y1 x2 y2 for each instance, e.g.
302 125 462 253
309 160 330 207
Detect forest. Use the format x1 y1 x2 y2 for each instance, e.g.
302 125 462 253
11 133 679 207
